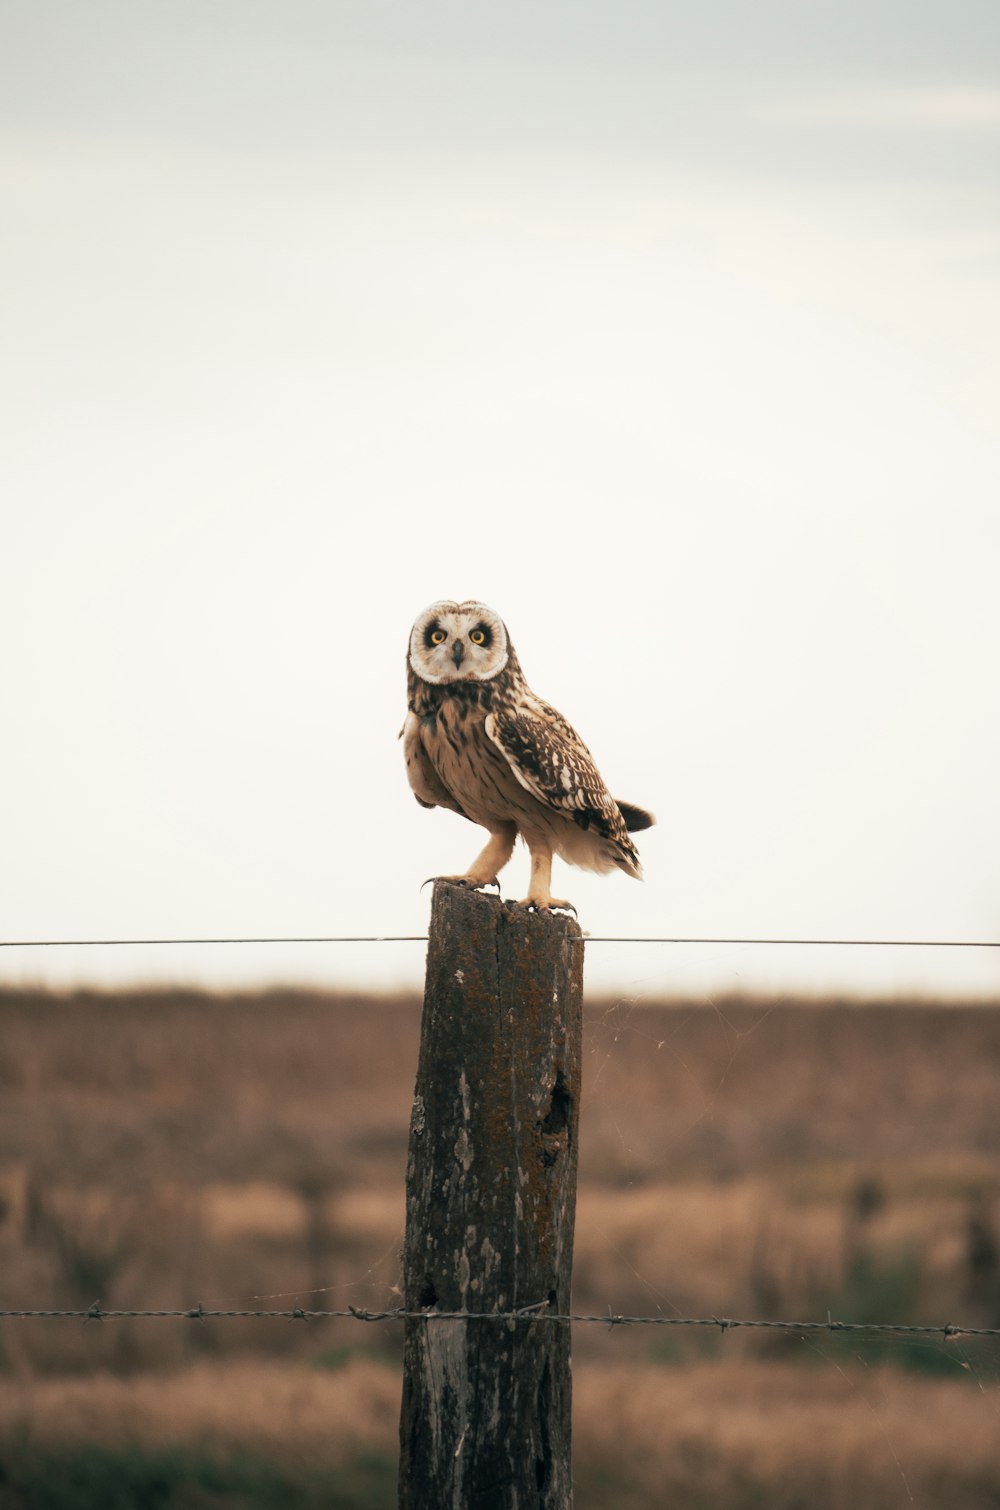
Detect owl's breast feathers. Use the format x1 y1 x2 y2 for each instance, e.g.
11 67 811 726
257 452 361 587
402 674 500 823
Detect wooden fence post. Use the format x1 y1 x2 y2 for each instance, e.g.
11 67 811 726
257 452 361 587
398 879 584 1510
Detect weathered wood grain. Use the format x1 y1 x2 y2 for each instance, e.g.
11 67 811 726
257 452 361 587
398 880 583 1510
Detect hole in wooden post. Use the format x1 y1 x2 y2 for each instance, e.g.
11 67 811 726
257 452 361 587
542 1071 570 1135
539 1071 572 1169
416 1279 438 1309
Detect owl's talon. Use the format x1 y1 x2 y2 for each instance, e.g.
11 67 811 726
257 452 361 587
515 896 576 915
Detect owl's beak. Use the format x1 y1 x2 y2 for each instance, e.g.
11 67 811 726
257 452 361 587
452 640 465 668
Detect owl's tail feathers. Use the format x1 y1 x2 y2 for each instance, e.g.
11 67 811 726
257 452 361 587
615 800 656 833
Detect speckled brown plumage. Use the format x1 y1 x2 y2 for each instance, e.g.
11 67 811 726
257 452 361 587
403 600 654 910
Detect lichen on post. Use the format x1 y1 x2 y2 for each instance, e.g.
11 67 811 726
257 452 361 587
398 880 583 1510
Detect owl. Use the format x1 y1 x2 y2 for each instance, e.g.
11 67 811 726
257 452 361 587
402 600 654 911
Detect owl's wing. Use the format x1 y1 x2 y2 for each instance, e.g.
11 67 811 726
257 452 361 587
485 702 637 853
401 711 468 818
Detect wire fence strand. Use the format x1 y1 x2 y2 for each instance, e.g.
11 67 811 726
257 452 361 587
1 935 998 949
1 1306 997 1338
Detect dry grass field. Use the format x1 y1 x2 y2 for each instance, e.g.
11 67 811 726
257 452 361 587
1 986 1000 1506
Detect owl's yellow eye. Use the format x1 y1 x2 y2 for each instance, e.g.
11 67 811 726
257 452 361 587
470 629 486 645
430 629 447 645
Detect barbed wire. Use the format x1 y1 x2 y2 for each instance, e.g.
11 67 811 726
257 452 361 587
1 934 998 949
1 1304 998 1338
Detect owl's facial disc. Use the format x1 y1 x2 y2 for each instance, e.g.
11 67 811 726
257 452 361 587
409 600 509 684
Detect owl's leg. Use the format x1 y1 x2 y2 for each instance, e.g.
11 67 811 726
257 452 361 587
433 822 517 890
516 842 575 913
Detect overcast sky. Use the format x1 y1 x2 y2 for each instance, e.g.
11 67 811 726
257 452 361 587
2 1 999 999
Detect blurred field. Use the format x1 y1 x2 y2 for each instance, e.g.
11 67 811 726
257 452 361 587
2 986 1000 1506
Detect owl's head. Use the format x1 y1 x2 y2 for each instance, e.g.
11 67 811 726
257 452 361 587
408 600 510 685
